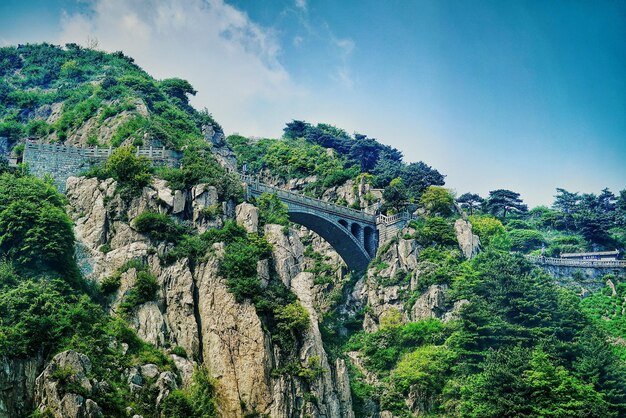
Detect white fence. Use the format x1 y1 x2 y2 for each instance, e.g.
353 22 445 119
525 255 626 268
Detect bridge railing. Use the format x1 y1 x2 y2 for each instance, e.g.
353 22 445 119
525 255 626 268
239 173 422 228
240 174 377 223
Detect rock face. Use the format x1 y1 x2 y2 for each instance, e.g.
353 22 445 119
63 176 355 417
411 284 448 321
34 351 103 418
454 219 480 259
236 202 259 233
0 356 43 418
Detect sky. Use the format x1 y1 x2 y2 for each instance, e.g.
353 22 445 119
1 0 624 207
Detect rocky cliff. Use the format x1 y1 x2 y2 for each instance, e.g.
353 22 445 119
63 175 354 417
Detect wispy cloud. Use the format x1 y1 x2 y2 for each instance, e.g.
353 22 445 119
294 0 307 12
332 37 355 89
56 0 305 135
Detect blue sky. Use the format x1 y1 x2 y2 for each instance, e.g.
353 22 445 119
1 0 624 207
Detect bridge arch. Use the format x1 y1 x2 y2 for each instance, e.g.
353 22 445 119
287 210 372 272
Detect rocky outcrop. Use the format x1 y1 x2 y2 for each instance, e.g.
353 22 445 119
265 225 305 288
194 257 274 416
454 219 480 259
236 202 259 233
0 356 43 418
63 176 355 417
34 351 103 418
411 284 448 321
203 124 237 172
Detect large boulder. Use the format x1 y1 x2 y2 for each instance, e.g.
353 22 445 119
454 219 480 259
235 202 259 233
33 351 103 418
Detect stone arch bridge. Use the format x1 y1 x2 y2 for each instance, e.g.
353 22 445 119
240 175 413 272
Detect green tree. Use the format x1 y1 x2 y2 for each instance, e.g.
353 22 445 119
486 189 528 219
522 349 612 417
382 177 408 214
468 215 505 247
256 192 289 226
457 193 484 215
420 186 454 216
104 146 152 197
159 78 197 105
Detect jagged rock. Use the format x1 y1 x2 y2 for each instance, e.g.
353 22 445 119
398 238 418 270
235 202 259 233
0 355 43 418
607 278 618 296
334 359 355 418
264 225 304 287
454 219 480 259
287 263 353 417
257 259 270 287
34 351 103 418
127 368 143 386
442 299 470 322
194 258 274 417
155 371 178 405
173 190 186 214
192 184 219 223
153 258 200 358
132 302 167 347
411 284 448 321
66 177 116 250
154 179 176 207
140 364 160 380
170 354 195 385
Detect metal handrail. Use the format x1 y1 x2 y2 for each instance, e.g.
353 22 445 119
525 255 626 268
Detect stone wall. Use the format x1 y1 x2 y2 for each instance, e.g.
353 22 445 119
539 264 626 294
23 142 181 192
23 144 96 192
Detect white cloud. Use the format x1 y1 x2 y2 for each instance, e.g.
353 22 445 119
56 0 305 136
295 0 307 11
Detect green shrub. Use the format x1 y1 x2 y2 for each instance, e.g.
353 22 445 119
100 275 121 294
133 211 186 243
420 186 454 216
420 217 457 246
99 243 112 253
161 367 218 417
256 192 289 226
118 270 158 316
468 215 506 247
508 229 546 252
392 345 455 394
103 146 152 198
170 346 188 358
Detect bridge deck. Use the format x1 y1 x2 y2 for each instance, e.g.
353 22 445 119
241 174 378 223
240 174 416 227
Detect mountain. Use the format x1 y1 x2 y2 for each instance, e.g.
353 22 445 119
1 43 625 418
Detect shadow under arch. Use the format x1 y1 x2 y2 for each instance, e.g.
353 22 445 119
288 210 371 272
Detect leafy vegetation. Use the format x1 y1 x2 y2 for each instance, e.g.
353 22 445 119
256 192 289 227
160 368 218 418
85 146 153 199
0 172 183 417
346 250 626 417
133 211 188 243
156 147 242 200
0 43 221 151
